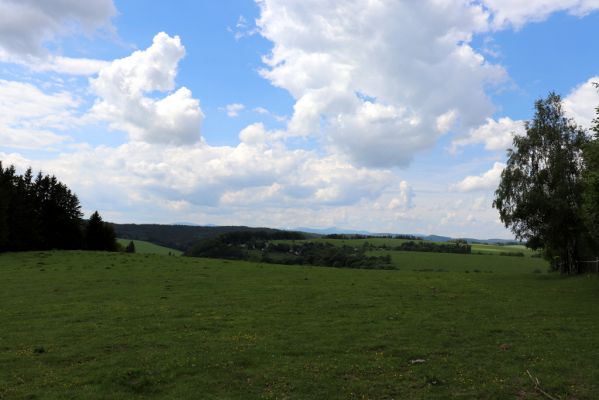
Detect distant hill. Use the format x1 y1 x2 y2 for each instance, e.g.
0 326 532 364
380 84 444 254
420 234 452 242
296 227 517 245
111 223 519 251
116 239 183 256
111 224 302 251
294 227 374 236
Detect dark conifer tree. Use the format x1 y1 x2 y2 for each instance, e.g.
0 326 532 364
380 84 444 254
125 241 136 253
0 162 10 251
0 163 85 252
85 211 117 251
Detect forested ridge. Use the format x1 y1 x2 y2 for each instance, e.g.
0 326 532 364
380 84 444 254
0 163 115 252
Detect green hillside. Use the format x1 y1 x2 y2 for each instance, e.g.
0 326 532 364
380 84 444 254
116 239 182 256
111 224 308 251
2 251 599 399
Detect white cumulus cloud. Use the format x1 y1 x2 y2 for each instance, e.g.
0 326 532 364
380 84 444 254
563 76 599 130
90 32 204 145
0 79 79 149
482 0 599 29
0 0 116 74
453 75 599 154
256 0 506 167
223 103 245 117
451 117 525 153
451 162 506 192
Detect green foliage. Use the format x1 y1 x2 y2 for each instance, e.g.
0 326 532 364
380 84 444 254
263 242 393 269
581 83 599 247
186 231 392 269
0 162 84 252
3 251 599 399
85 211 117 251
112 224 303 251
324 233 423 240
493 93 589 273
392 240 471 254
187 236 247 260
125 241 135 253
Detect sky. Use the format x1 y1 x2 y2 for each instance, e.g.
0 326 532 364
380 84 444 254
1 0 599 239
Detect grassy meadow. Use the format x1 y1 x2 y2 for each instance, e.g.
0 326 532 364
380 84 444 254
1 250 599 399
274 237 537 257
116 239 182 256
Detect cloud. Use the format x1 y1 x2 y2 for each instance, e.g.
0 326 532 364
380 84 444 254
229 14 259 40
0 49 110 75
453 75 599 154
90 32 204 145
256 0 507 167
481 0 599 29
386 181 414 211
0 79 79 149
238 123 274 144
563 76 599 130
1 132 400 215
223 103 245 117
451 117 525 153
0 0 116 74
451 162 506 192
252 106 287 122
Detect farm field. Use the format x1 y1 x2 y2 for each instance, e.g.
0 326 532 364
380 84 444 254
1 251 599 399
470 243 535 256
116 239 182 256
274 237 536 257
369 250 546 273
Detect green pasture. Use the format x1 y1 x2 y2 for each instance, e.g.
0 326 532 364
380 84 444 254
273 237 414 247
275 237 536 257
470 243 536 256
116 239 182 256
369 250 547 273
1 251 599 399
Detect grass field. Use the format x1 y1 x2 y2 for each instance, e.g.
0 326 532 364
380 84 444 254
370 250 547 272
275 237 538 257
470 243 536 257
116 239 182 256
1 251 599 399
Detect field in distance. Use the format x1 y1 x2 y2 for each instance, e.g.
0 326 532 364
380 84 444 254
116 239 182 256
2 250 599 399
273 237 538 258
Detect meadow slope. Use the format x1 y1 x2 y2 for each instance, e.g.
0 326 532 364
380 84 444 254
116 239 182 256
1 251 598 399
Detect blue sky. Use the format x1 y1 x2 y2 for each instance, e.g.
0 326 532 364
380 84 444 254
1 0 598 238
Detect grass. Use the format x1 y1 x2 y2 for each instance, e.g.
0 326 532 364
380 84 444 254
116 239 182 256
276 237 539 257
369 250 547 273
1 251 599 399
470 243 537 257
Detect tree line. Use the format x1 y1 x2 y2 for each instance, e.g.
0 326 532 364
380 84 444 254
324 233 423 240
494 88 599 273
185 232 393 269
372 239 471 254
0 163 116 252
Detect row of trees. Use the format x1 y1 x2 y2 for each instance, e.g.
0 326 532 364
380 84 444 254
494 89 599 273
395 240 471 254
324 234 423 240
185 232 393 269
0 163 116 252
